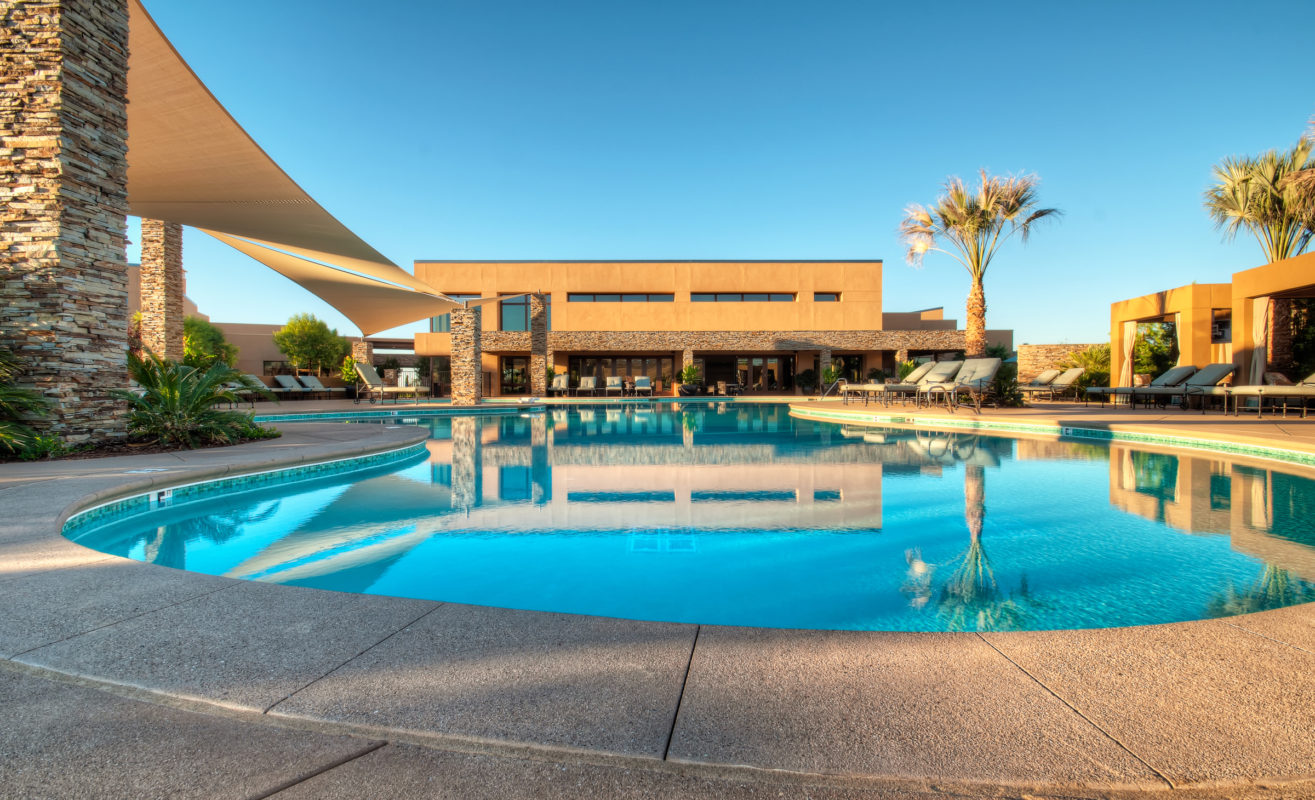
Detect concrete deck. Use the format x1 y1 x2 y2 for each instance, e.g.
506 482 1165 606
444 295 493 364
4 407 1315 798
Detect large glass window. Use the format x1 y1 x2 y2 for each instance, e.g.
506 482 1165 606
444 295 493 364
430 294 478 333
501 294 529 331
500 356 529 394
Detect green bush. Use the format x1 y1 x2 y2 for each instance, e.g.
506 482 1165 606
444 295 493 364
1058 344 1111 392
896 360 919 380
679 364 702 384
0 346 49 455
796 368 818 392
115 352 276 449
866 367 887 382
183 316 238 368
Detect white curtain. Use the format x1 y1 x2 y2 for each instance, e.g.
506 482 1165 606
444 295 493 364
1171 313 1181 366
1250 297 1270 385
1118 320 1136 387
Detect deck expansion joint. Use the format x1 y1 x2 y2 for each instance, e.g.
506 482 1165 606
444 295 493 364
662 624 700 761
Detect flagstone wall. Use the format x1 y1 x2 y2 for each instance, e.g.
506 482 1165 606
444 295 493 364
0 0 131 442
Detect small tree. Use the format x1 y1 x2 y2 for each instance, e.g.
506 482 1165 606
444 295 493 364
183 316 238 368
273 314 349 376
1057 344 1111 393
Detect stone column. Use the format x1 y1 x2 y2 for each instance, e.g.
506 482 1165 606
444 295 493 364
0 0 131 443
1269 298 1294 370
139 219 184 361
450 416 481 510
895 348 909 365
350 340 373 373
682 348 693 373
819 349 832 374
530 412 550 504
450 306 482 406
529 293 547 395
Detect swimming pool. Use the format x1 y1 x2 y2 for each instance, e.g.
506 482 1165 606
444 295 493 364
67 403 1315 632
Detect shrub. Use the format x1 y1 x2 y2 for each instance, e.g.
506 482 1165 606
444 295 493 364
896 360 919 381
0 346 49 455
273 314 349 375
796 368 818 392
339 355 357 383
1058 344 1111 392
866 367 887 382
679 364 702 384
821 365 843 386
183 316 238 368
115 352 276 449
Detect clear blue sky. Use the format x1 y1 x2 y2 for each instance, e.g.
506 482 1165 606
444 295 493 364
132 0 1313 344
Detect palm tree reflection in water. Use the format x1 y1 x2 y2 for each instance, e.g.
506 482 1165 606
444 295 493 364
903 461 1032 632
1209 564 1315 617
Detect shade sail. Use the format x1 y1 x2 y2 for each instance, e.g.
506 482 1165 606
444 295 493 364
126 0 457 330
204 231 462 336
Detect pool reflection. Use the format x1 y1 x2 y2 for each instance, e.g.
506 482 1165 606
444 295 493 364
71 403 1315 630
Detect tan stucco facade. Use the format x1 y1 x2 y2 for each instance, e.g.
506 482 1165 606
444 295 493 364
1108 251 1315 388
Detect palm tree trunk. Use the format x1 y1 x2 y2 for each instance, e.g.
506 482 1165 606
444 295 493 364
965 276 987 357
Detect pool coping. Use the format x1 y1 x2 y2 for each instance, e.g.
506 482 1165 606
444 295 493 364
5 412 1315 796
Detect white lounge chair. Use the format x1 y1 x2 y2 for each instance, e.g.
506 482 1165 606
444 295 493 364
604 376 624 396
633 376 653 396
576 376 597 397
547 374 569 396
355 362 430 404
923 358 1003 413
848 361 938 406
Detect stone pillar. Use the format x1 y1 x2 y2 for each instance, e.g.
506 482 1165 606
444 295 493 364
529 293 547 395
819 349 832 375
139 219 184 361
682 348 693 373
530 412 550 504
350 340 373 372
450 416 481 510
1270 298 1294 370
450 306 482 406
0 0 131 443
895 348 909 365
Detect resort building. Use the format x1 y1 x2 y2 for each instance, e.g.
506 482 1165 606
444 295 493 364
413 260 1012 396
1109 250 1315 387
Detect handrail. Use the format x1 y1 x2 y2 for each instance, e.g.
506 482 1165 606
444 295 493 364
819 380 844 399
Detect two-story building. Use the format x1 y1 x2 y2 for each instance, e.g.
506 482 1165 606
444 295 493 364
413 260 1011 396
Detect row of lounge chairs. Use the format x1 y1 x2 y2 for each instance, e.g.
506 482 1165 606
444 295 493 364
548 375 654 397
1086 364 1315 417
841 358 1010 414
229 363 431 407
1018 368 1086 401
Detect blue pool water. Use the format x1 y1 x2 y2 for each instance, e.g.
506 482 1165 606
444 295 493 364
68 403 1315 631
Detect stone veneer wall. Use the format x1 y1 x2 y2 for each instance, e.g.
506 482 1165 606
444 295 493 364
478 329 967 353
0 0 130 442
529 293 547 395
1016 343 1103 382
350 340 374 369
449 306 482 405
139 219 184 361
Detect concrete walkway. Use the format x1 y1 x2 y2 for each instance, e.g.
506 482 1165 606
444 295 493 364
3 411 1315 799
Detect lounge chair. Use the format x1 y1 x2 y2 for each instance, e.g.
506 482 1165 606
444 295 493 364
272 374 313 399
297 374 346 400
633 376 653 396
923 358 1003 413
849 361 938 406
547 374 569 396
1023 367 1084 402
1227 369 1315 418
604 376 624 397
354 362 430 404
1133 363 1234 412
1017 369 1061 400
575 376 597 397
906 360 965 407
1087 364 1197 407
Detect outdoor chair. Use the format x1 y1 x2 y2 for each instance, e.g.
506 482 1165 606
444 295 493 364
605 376 624 396
575 376 597 397
1023 367 1084 402
273 374 313 399
354 362 429 404
907 360 965 407
297 374 345 400
633 376 653 396
547 374 569 396
1087 365 1197 407
1017 369 1061 400
247 373 293 401
1133 363 1234 412
1227 369 1315 418
856 361 938 406
923 358 1002 413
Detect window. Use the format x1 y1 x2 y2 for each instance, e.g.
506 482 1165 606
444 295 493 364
568 293 673 302
690 293 795 302
430 294 478 333
501 294 529 331
814 292 840 302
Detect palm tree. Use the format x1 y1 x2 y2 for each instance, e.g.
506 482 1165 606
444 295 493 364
900 171 1060 357
1203 138 1315 263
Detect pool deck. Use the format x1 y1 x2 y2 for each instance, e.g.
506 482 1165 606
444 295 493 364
4 404 1315 799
